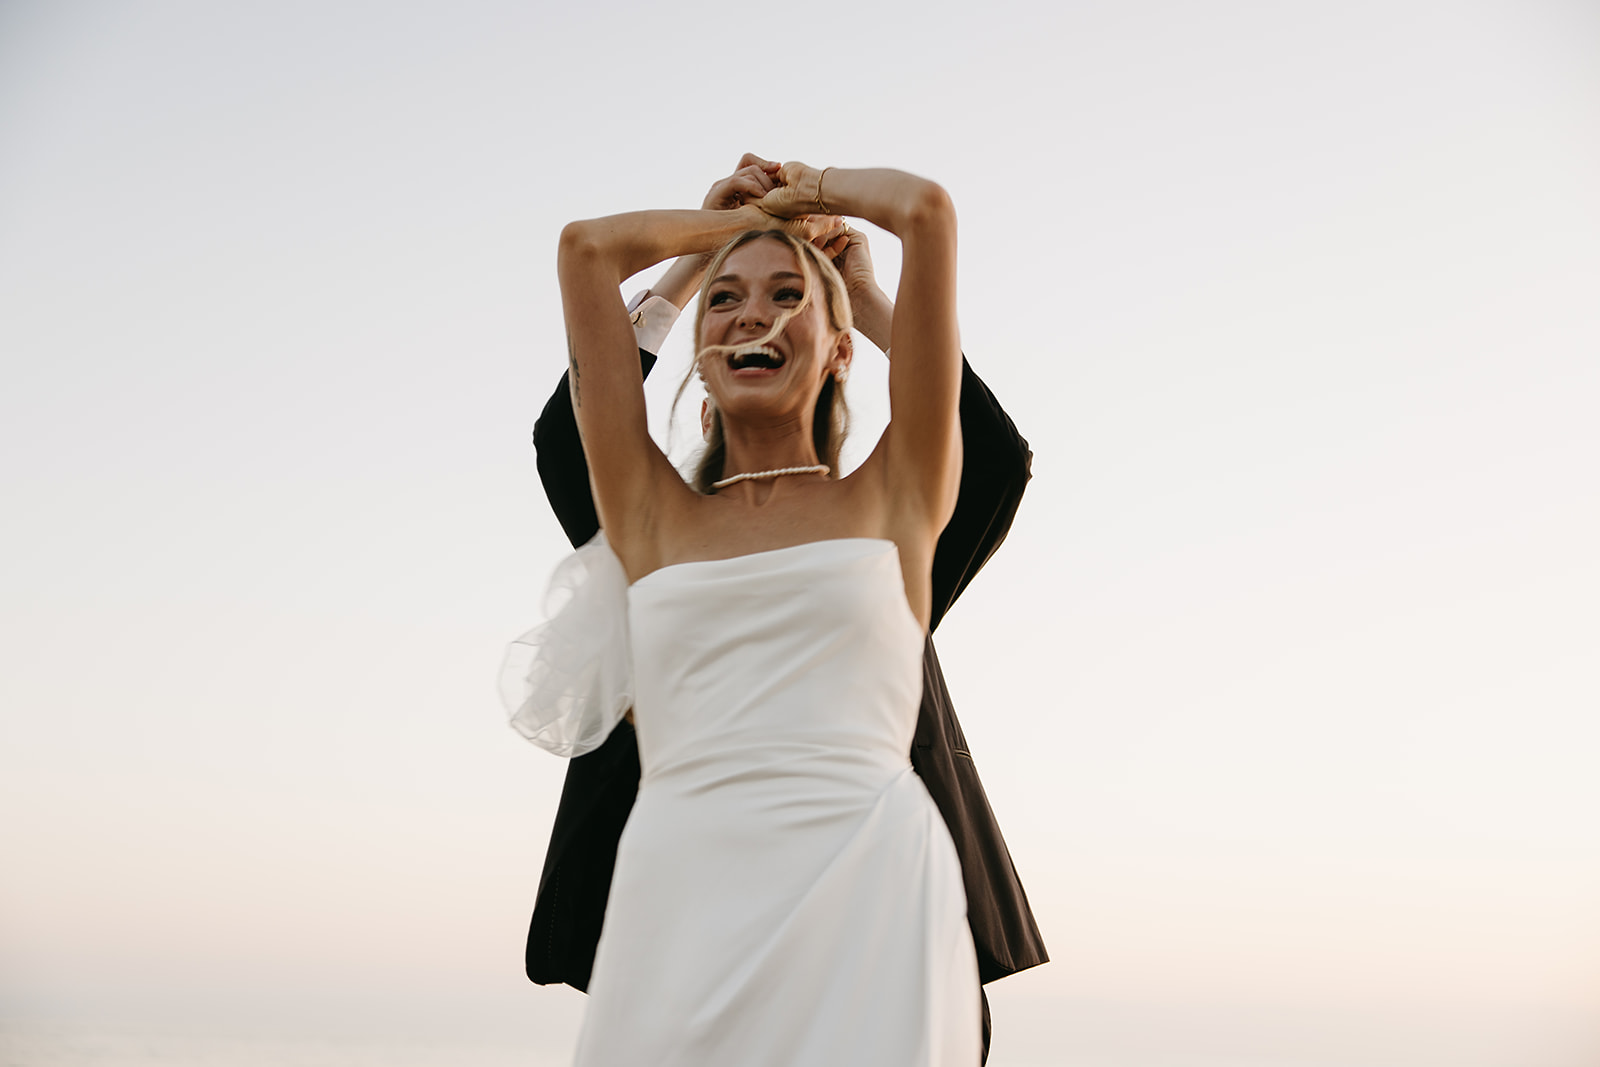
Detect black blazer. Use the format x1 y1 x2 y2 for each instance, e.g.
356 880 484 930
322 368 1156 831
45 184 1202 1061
526 350 1048 989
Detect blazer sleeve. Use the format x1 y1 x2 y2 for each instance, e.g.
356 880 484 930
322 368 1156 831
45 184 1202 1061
927 357 1033 633
533 349 658 549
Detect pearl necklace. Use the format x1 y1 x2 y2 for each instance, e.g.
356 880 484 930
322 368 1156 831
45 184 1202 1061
710 464 830 490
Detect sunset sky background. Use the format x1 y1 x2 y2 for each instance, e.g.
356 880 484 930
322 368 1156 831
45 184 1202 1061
2 2 1597 1064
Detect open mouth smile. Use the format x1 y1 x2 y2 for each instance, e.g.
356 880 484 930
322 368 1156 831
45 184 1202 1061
727 345 787 374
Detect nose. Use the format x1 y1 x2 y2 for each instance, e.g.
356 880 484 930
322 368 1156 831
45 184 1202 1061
737 291 779 331
737 302 768 330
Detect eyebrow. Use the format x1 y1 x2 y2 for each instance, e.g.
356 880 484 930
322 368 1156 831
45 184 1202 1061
708 270 806 286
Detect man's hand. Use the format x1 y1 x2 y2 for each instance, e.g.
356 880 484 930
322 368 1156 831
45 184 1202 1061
816 225 879 301
815 226 893 352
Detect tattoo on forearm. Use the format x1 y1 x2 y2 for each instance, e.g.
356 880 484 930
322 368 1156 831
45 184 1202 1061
567 334 581 407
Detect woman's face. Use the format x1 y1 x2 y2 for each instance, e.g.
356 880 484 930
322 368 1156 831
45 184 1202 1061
698 238 847 422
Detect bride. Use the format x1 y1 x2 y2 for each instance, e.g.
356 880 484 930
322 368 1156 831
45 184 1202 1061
518 163 978 1064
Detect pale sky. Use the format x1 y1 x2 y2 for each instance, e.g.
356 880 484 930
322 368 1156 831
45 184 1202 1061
2 2 1598 1065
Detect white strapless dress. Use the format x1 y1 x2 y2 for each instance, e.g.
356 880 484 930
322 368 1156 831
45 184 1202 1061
504 538 980 1066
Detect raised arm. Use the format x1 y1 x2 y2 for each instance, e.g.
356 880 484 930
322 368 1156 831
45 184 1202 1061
542 156 837 552
557 204 778 566
816 226 1030 631
534 341 659 550
760 165 962 543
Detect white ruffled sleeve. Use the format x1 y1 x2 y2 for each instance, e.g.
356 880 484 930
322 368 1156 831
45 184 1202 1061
499 532 633 757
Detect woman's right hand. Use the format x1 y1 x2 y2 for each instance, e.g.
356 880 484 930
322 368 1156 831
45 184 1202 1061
702 154 782 210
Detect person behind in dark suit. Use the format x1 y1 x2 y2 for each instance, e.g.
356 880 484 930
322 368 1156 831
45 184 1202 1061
525 155 1047 1062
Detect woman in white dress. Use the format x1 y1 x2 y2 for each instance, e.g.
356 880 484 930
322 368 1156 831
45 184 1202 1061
520 162 978 1064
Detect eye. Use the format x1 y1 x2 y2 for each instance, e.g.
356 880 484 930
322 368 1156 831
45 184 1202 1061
707 290 737 307
774 286 803 303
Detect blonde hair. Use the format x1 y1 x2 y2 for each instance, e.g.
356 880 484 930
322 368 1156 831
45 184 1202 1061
675 230 853 494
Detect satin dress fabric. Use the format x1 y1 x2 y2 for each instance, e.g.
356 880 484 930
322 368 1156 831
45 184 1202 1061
570 539 980 1066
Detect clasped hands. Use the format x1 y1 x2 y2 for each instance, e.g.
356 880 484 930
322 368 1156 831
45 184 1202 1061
702 153 875 300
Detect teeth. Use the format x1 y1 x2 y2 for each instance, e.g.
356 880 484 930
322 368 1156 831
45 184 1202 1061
729 345 785 370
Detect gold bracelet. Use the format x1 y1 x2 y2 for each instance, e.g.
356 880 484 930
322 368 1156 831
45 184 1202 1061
817 167 834 214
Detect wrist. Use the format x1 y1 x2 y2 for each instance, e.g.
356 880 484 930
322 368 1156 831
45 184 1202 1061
810 167 833 214
851 284 892 315
652 255 708 311
730 203 770 231
851 288 894 352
